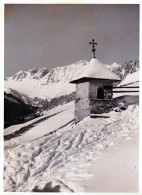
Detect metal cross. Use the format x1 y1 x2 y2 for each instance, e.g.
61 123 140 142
89 39 97 58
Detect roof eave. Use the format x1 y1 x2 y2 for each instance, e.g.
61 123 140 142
70 77 121 84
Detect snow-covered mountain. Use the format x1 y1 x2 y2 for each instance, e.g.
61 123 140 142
4 61 87 100
5 58 139 105
5 60 122 101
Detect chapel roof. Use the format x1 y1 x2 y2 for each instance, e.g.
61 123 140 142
70 58 120 83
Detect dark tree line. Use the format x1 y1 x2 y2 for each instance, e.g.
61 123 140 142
35 92 76 112
4 92 37 128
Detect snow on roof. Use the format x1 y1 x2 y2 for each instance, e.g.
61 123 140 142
70 58 120 83
119 71 139 87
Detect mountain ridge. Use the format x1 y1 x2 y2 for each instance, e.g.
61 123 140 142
4 58 139 102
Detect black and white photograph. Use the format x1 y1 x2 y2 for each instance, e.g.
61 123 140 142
3 4 139 192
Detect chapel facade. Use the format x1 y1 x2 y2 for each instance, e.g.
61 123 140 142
70 39 121 122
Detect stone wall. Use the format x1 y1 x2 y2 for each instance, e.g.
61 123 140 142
75 98 90 123
74 79 115 122
76 82 89 100
76 79 113 101
75 98 114 123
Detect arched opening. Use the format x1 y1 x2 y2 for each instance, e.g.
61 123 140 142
97 88 104 99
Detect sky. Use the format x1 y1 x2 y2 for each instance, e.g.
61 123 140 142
4 4 139 77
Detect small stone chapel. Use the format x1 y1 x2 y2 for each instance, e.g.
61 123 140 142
70 39 121 123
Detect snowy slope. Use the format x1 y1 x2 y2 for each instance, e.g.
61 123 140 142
4 102 74 142
78 133 138 192
5 60 122 101
119 71 139 87
4 100 138 192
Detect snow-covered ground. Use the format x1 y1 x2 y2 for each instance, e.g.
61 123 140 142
79 133 138 192
4 102 74 145
4 100 139 192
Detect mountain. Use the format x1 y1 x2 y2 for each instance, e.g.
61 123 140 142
106 59 139 80
4 88 34 106
5 60 122 102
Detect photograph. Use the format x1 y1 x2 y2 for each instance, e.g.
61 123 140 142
4 4 139 192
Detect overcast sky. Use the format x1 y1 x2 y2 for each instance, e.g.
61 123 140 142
5 4 139 77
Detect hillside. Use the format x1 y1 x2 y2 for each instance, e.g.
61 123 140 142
4 92 37 128
4 88 34 106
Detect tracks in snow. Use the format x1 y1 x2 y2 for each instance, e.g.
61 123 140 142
4 105 139 192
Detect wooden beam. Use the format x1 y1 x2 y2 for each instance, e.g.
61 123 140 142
113 91 139 93
113 86 139 88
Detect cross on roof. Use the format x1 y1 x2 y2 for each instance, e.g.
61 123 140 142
89 39 97 58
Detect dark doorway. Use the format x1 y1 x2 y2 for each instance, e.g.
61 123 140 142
97 88 104 99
